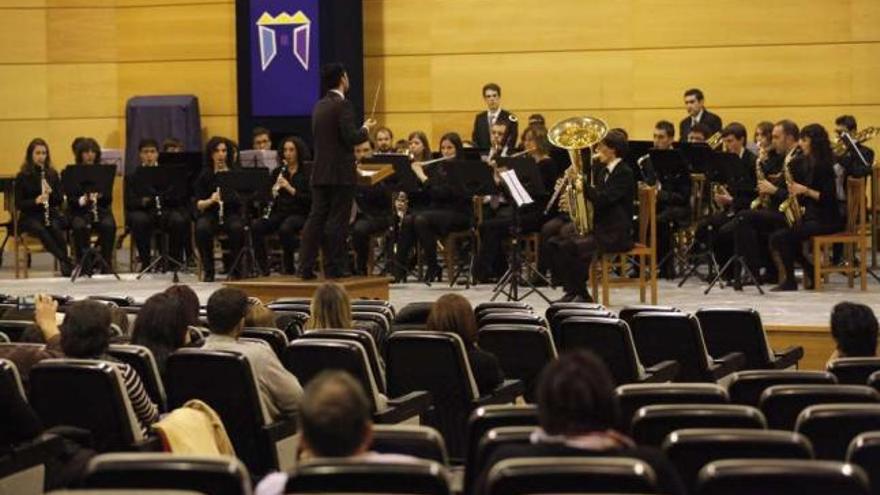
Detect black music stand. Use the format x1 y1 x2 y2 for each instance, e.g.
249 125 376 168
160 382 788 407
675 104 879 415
444 159 496 287
217 168 271 280
651 150 692 275
61 165 120 282
133 165 189 283
490 157 552 303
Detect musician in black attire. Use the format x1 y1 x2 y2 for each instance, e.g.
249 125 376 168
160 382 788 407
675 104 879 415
194 136 244 282
769 124 843 291
548 130 635 302
653 124 694 279
298 63 374 279
67 137 116 274
252 136 311 275
393 132 472 282
125 139 189 269
734 120 798 284
693 123 757 276
15 138 73 275
351 139 392 276
679 88 722 140
833 115 874 213
471 82 518 150
473 125 559 283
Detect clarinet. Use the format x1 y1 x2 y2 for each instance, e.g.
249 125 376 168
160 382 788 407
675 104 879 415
264 172 283 220
91 194 99 223
155 194 162 217
40 168 50 226
216 186 224 225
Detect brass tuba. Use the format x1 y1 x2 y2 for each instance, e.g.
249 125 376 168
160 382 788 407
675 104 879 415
547 116 608 236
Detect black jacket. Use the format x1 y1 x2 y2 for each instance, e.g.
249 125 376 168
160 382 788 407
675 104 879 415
729 149 758 212
193 167 242 218
585 160 636 253
124 164 186 214
15 167 63 221
270 165 311 216
679 109 723 140
472 109 518 150
310 91 370 186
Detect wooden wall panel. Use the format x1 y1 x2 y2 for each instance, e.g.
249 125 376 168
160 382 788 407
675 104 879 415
46 8 117 63
116 60 237 117
0 121 48 176
47 64 118 118
0 9 47 63
0 65 48 120
116 3 235 62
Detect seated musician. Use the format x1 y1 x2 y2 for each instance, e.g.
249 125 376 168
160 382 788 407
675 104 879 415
549 130 634 302
351 139 392 276
125 139 189 269
733 119 798 285
252 127 272 151
753 121 774 155
162 137 184 153
194 136 245 282
768 124 842 291
374 126 395 154
15 138 74 276
652 122 693 279
252 136 311 275
68 137 116 274
393 132 471 283
833 115 874 213
693 123 757 284
473 124 560 283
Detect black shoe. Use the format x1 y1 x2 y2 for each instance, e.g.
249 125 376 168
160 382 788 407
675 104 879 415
553 293 577 303
424 264 442 283
572 293 595 303
60 260 73 277
299 271 317 280
770 281 797 292
203 271 215 283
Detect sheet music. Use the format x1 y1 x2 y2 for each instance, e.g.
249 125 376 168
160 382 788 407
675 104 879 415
500 169 533 207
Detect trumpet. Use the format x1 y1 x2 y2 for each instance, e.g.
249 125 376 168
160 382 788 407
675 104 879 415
832 126 879 156
216 186 224 225
40 167 51 226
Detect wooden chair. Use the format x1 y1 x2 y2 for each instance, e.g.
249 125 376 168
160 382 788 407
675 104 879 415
590 186 658 306
871 164 879 268
10 191 59 279
440 196 481 284
811 177 868 291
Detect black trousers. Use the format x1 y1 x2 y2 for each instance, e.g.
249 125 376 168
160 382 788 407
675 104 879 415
19 214 72 268
539 216 571 282
195 214 244 276
474 206 542 280
694 210 738 268
252 212 308 273
550 222 599 298
769 218 842 282
298 185 355 277
396 208 471 270
70 210 116 271
128 209 189 267
656 206 690 277
351 213 390 275
734 208 787 276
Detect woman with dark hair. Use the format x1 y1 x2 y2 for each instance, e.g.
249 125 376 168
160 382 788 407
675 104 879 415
474 124 560 282
426 293 503 394
769 123 843 291
252 135 312 274
478 351 685 495
15 138 74 275
194 136 245 281
163 284 201 328
828 301 879 365
131 292 191 378
394 132 473 282
68 137 116 274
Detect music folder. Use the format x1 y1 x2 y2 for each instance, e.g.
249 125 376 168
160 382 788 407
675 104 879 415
356 163 394 187
648 149 689 180
499 170 533 207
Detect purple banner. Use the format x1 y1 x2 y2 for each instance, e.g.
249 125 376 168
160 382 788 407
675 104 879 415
250 0 320 116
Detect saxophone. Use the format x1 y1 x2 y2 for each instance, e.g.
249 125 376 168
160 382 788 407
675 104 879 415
40 167 51 226
778 147 804 227
751 145 771 210
546 116 608 235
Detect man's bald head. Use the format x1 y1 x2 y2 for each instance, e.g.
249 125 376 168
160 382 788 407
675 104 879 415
300 371 372 457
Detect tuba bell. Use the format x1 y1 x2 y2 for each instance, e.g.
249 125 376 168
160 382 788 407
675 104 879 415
547 116 608 236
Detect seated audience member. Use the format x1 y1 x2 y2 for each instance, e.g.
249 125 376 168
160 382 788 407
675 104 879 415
479 350 685 495
246 298 279 328
827 301 879 366
305 282 353 331
164 284 203 332
131 292 192 378
0 294 64 382
109 304 130 340
255 371 415 495
202 288 303 420
426 293 504 395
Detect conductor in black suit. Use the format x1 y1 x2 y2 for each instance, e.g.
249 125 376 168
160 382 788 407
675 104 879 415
679 88 722 141
548 130 635 302
298 63 375 279
471 82 518 150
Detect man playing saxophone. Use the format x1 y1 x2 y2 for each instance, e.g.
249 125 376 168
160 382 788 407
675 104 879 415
547 130 634 302
767 123 842 291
